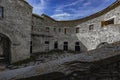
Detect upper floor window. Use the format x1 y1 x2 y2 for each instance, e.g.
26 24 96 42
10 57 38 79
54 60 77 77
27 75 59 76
76 28 79 33
0 7 3 18
101 18 114 27
46 27 50 32
32 26 33 30
54 28 56 32
45 41 49 44
64 28 67 34
59 28 61 32
89 24 94 30
63 42 68 51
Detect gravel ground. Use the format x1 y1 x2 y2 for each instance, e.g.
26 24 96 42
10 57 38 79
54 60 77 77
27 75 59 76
7 50 79 70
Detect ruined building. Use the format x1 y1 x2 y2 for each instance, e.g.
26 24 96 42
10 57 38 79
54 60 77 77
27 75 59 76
0 0 120 63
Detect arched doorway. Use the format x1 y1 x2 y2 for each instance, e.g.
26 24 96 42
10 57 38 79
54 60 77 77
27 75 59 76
0 34 11 64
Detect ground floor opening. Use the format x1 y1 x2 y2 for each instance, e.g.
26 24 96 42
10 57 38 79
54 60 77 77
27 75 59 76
75 42 81 52
63 42 68 51
0 34 11 64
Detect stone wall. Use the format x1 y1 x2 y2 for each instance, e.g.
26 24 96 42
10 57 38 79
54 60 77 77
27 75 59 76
0 41 120 80
32 15 88 53
32 1 120 53
0 0 32 63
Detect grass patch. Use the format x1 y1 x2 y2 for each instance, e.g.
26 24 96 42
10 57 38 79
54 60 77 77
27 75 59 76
11 49 78 66
11 56 36 66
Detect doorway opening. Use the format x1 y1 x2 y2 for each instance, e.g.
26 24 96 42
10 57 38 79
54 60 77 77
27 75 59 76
54 41 58 49
75 42 80 52
0 34 11 64
63 42 68 51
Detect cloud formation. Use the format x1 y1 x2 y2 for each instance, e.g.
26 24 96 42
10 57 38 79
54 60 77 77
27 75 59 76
26 0 47 14
26 0 116 20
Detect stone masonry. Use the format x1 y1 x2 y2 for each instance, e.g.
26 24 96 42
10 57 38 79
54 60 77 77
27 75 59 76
0 0 120 63
32 1 120 53
0 0 32 63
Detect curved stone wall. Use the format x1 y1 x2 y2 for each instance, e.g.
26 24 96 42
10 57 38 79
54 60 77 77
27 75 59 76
32 1 120 52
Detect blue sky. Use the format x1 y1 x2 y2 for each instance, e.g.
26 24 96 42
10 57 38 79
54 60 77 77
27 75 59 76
26 0 116 20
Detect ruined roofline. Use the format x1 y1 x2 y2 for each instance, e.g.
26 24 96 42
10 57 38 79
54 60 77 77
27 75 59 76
34 0 119 23
32 14 44 20
19 0 33 8
57 0 119 22
41 14 56 21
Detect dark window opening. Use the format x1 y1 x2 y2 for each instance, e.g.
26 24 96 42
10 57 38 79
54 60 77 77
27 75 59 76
0 7 3 18
54 28 56 32
75 42 80 51
54 41 58 49
64 28 67 34
45 41 49 44
89 24 94 30
46 27 50 32
59 28 61 32
101 18 114 27
63 42 68 51
30 41 32 53
45 41 49 51
76 28 79 33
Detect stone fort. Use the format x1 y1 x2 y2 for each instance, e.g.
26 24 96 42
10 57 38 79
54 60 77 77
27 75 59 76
0 0 120 63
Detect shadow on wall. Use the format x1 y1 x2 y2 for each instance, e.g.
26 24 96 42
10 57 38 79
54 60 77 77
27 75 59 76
68 33 88 52
31 32 88 53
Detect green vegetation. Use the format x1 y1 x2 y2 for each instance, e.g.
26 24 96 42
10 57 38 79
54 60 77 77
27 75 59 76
11 49 78 66
11 57 35 66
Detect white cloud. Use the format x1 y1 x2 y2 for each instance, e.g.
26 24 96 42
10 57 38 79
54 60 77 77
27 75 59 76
58 0 84 10
83 2 91 6
26 0 116 20
51 13 71 17
51 0 116 20
51 13 71 20
26 0 47 15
